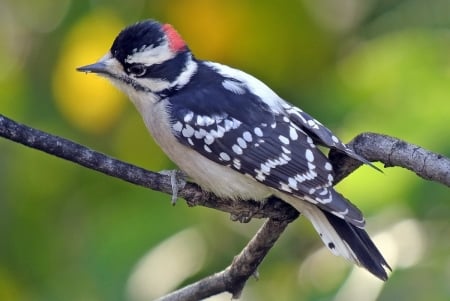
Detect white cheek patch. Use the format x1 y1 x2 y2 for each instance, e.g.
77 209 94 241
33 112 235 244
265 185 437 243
125 41 176 66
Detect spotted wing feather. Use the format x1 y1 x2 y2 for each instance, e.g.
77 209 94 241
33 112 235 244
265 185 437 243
283 105 380 170
168 87 364 227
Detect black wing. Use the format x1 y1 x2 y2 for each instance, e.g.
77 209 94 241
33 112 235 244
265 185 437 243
167 78 364 227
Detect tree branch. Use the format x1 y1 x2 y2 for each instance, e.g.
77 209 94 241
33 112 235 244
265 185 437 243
0 114 297 220
1 113 449 300
155 217 294 301
330 132 450 186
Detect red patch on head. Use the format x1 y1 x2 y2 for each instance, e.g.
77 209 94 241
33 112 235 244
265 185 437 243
162 24 186 52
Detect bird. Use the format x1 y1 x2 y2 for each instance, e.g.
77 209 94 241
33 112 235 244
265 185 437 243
77 19 390 280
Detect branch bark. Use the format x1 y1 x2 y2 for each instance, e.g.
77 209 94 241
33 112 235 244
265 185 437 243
1 113 449 300
155 218 294 301
330 132 450 186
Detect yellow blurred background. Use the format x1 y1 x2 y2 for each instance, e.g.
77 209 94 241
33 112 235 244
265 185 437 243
0 1 449 300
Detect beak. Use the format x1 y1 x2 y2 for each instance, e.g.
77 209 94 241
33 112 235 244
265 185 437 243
76 61 109 75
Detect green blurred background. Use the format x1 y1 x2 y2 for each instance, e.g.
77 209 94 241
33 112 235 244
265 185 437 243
0 0 449 300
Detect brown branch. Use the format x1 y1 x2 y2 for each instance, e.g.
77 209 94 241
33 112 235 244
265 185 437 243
1 114 449 300
330 132 450 186
0 114 297 221
155 218 294 301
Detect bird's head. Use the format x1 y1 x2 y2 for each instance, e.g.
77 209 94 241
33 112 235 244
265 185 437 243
77 20 196 102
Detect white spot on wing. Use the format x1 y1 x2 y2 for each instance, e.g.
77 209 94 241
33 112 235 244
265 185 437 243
289 126 298 140
173 121 183 132
305 149 314 162
295 174 306 182
232 144 243 155
281 146 291 154
216 125 226 138
279 182 292 193
332 208 349 218
204 134 214 145
233 158 241 169
237 137 247 149
209 129 218 137
195 128 207 139
243 131 253 142
319 194 332 204
231 118 241 129
182 125 194 137
220 152 231 161
255 171 266 181
222 79 246 94
196 115 205 126
183 111 194 123
254 127 263 137
327 174 334 183
319 188 328 195
224 119 233 131
288 177 298 190
307 119 318 128
279 135 290 145
202 116 215 126
260 163 270 174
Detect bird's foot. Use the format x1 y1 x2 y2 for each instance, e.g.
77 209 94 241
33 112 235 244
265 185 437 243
230 199 267 223
159 169 187 205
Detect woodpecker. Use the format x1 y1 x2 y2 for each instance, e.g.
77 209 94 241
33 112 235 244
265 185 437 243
77 20 390 280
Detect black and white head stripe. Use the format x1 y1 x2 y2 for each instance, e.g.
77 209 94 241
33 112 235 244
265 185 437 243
107 20 195 98
167 62 365 227
111 20 168 65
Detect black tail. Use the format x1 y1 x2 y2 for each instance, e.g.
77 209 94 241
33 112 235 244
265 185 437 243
322 210 391 280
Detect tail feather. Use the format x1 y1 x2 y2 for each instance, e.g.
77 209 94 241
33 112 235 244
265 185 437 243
322 210 391 280
301 206 391 280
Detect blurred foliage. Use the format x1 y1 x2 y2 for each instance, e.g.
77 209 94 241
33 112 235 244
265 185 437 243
0 0 449 300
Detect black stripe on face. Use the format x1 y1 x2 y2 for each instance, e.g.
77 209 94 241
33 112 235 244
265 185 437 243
136 52 190 82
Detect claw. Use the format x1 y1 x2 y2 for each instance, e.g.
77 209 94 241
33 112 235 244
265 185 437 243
230 212 254 223
159 170 187 205
230 198 268 223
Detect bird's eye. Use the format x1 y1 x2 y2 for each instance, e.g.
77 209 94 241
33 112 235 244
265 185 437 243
127 64 146 77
